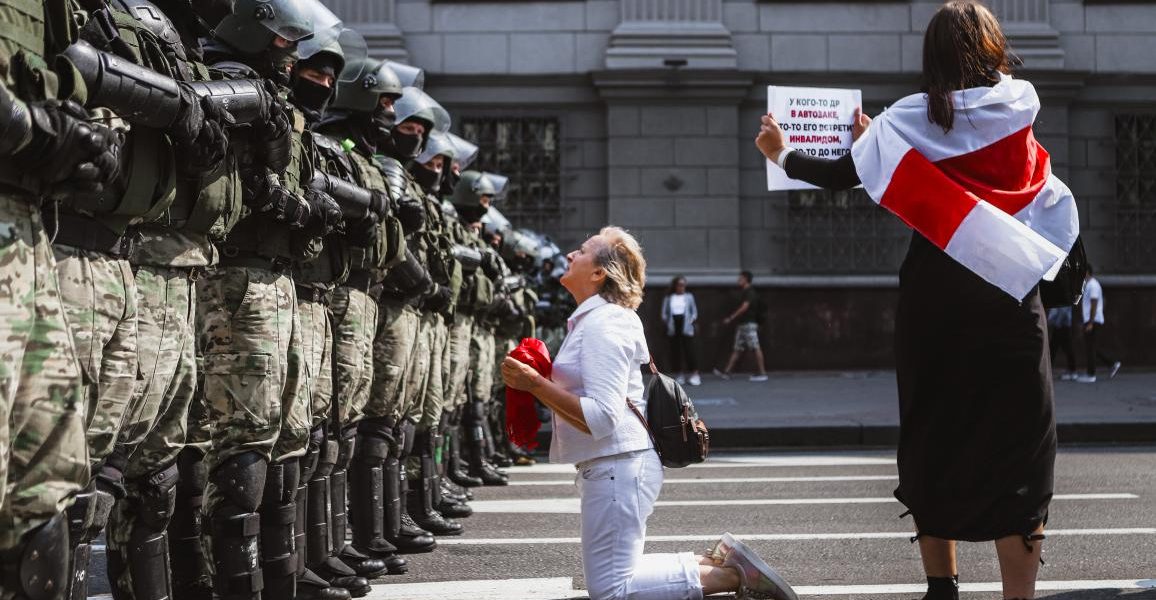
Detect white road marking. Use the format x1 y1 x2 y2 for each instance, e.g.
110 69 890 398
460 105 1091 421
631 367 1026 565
86 578 1156 600
509 475 900 486
510 455 896 475
438 527 1156 546
795 579 1156 596
467 493 1138 514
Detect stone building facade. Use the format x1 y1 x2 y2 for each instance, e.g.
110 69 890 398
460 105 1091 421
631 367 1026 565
323 0 1156 368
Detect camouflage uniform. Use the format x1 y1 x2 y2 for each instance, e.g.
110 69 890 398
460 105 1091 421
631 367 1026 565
0 0 91 591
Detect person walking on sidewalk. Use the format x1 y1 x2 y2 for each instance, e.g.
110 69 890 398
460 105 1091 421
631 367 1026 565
1078 265 1122 383
755 4 1072 598
715 271 769 382
500 227 796 600
1047 307 1078 381
661 276 702 386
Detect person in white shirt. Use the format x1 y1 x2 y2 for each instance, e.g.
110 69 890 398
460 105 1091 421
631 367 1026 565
661 276 701 386
1077 265 1121 383
501 226 796 600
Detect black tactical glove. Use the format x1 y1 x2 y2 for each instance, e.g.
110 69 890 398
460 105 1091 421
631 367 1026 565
15 100 123 194
480 248 501 279
395 195 426 233
345 213 379 247
176 90 230 170
245 172 309 228
257 80 292 142
302 187 343 238
424 283 453 313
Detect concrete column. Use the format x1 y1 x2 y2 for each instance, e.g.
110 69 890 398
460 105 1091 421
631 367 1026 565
594 71 752 277
322 0 407 61
988 0 1064 69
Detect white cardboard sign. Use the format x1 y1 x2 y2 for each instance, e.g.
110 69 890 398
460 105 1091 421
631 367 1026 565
765 86 863 191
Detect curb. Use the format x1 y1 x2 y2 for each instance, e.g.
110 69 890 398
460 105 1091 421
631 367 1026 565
532 422 1156 451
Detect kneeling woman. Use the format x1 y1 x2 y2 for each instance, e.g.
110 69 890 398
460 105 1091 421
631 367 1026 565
501 226 796 600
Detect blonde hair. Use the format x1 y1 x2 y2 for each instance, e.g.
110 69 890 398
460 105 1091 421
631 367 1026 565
593 226 646 310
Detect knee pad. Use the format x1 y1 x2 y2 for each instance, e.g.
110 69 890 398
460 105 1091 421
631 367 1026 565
353 433 389 466
136 462 180 531
2 511 69 600
210 452 267 513
398 421 417 458
66 480 117 545
314 438 338 480
334 427 356 471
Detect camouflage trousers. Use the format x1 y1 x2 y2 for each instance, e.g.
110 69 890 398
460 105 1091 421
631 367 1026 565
331 286 376 427
195 266 300 516
400 311 435 428
296 295 333 431
368 298 420 423
52 246 138 471
107 265 198 598
445 314 474 412
468 327 496 409
0 194 87 550
408 313 449 429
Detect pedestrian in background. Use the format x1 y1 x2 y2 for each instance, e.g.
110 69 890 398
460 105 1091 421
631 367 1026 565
661 276 701 386
501 227 795 600
755 3 1067 598
1047 306 1078 380
714 271 768 382
1078 264 1122 383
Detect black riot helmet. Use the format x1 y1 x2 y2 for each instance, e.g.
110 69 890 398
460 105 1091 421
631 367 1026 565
411 130 457 193
379 87 450 162
291 25 358 116
211 0 327 77
452 170 498 225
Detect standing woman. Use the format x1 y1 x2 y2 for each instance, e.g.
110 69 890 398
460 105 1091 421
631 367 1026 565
501 227 795 600
661 276 702 386
755 3 1077 600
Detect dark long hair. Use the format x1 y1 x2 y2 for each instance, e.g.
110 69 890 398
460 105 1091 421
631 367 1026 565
921 2 1014 133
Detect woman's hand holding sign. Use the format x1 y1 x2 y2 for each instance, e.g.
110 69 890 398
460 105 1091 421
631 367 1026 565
757 107 872 164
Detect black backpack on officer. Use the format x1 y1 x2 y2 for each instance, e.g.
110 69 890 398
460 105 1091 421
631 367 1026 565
627 360 710 468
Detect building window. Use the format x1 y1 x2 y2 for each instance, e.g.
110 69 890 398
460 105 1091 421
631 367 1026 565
780 189 909 274
459 117 561 232
1114 114 1156 273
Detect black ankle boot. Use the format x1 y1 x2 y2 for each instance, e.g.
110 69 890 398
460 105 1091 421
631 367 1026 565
922 576 959 600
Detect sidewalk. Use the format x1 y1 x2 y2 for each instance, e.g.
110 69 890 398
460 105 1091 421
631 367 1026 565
686 370 1156 447
535 370 1156 449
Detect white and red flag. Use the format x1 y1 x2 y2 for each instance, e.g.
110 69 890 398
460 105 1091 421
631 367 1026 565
851 74 1079 301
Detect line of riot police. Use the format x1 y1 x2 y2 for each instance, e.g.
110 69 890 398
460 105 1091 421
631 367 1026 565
0 0 561 598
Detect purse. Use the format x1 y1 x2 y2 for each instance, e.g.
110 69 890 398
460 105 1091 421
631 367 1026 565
1040 235 1088 309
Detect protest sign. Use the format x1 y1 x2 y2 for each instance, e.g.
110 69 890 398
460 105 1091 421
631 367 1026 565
765 86 862 191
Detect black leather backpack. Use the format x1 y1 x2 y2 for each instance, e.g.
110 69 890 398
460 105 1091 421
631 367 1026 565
627 360 709 468
1040 235 1088 309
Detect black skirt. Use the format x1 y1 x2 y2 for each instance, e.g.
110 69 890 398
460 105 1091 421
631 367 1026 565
893 233 1056 542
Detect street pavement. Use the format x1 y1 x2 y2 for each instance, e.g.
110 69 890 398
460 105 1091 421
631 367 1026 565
601 370 1156 447
354 446 1156 599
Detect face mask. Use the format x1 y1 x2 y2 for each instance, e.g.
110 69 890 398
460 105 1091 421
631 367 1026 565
456 203 488 225
439 169 459 198
411 163 442 193
383 128 422 161
291 77 332 113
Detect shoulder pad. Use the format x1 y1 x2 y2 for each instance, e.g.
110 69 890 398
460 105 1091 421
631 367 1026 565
114 0 182 46
312 133 344 157
374 155 405 176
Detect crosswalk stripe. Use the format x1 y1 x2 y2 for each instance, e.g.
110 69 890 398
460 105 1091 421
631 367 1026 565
90 577 1156 600
467 493 1138 513
511 455 896 475
437 527 1156 545
796 579 1156 595
509 475 900 486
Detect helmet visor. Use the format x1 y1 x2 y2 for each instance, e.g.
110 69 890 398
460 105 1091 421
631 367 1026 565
481 172 509 199
417 130 457 164
334 29 368 82
384 60 424 89
252 0 322 44
394 87 450 133
447 133 479 169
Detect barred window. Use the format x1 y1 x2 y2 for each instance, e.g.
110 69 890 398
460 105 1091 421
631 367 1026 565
1114 114 1156 273
778 189 909 274
459 117 561 232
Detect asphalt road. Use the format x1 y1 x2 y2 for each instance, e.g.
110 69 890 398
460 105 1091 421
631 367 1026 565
89 446 1156 599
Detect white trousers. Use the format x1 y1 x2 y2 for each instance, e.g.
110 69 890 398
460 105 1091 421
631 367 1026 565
577 449 703 600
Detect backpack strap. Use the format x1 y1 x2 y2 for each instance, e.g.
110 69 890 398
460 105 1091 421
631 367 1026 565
647 357 659 375
626 398 661 456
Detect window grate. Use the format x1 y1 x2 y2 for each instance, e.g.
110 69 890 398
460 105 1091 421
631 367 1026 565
1113 115 1156 273
779 189 910 274
459 117 562 233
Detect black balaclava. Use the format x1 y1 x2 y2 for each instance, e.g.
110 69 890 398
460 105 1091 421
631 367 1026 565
411 162 442 194
379 118 426 161
291 54 341 118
